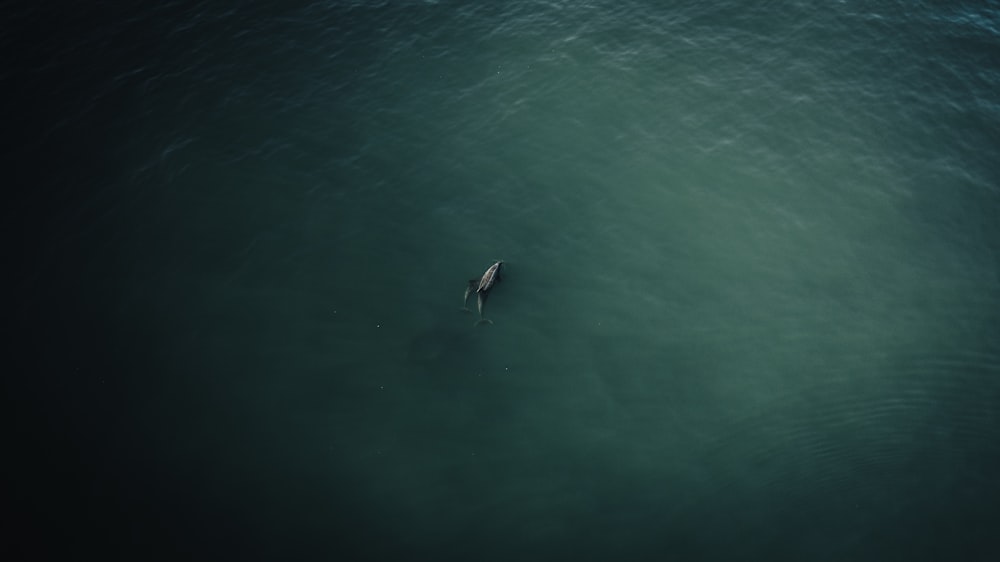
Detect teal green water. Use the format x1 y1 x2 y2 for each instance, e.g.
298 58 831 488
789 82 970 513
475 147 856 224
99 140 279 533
10 1 1000 560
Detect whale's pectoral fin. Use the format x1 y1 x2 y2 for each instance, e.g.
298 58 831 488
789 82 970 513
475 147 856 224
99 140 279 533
461 279 478 312
476 292 490 324
461 280 478 312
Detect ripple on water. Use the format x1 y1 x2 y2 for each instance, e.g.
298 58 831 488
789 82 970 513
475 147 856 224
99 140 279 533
686 346 1000 507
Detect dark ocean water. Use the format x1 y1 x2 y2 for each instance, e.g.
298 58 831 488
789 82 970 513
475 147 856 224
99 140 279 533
7 1 1000 560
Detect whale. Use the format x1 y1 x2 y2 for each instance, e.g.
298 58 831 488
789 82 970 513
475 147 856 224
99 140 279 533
462 260 504 326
